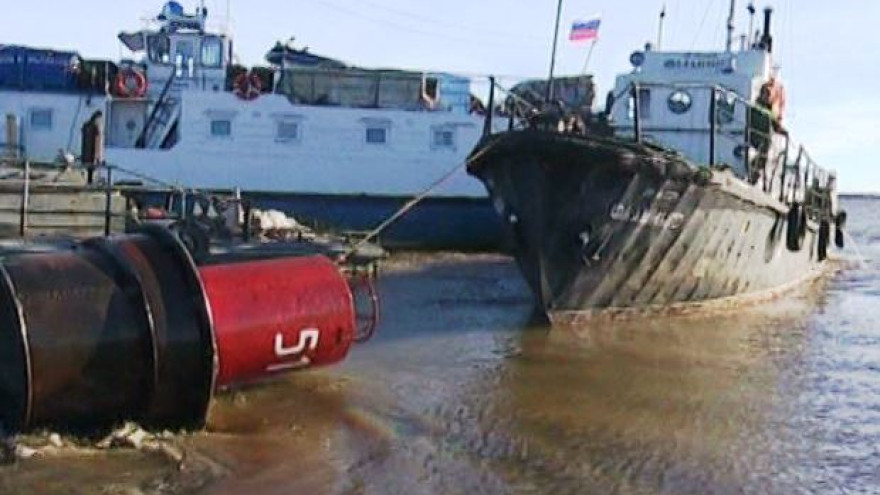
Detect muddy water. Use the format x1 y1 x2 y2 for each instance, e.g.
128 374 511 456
3 197 880 494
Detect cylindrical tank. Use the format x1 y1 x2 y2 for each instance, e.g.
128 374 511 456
0 227 358 434
199 256 355 388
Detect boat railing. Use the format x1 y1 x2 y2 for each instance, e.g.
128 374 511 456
619 80 835 214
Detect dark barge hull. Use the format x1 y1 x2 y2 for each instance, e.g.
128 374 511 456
468 131 825 323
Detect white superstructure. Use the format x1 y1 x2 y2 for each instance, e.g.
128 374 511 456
0 1 489 200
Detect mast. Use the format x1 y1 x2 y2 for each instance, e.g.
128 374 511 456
546 0 564 103
725 0 737 52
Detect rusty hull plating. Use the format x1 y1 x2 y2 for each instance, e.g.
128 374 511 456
0 226 357 434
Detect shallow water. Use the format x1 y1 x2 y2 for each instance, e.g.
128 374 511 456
2 197 879 494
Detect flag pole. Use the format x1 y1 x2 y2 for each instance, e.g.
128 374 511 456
546 0 564 103
581 38 598 74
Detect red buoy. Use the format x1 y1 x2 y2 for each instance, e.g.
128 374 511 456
200 256 356 388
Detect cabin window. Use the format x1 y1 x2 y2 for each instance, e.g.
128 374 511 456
668 90 693 114
210 119 232 137
366 127 388 144
29 108 53 131
201 37 223 68
714 91 736 125
431 126 456 149
627 87 652 120
276 121 300 142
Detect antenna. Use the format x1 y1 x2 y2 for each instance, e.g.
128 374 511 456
225 0 232 35
725 0 737 52
545 0 564 103
747 2 756 47
657 4 667 49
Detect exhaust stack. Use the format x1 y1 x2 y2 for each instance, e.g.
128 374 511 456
759 7 774 53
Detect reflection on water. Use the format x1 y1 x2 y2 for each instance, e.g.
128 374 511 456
3 199 880 495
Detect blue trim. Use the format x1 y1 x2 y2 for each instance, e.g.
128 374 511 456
133 190 502 250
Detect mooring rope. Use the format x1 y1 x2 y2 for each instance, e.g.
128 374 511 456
339 139 500 260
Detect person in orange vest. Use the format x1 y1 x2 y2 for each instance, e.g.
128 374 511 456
758 68 787 131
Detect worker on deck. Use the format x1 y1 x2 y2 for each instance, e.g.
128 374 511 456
80 110 105 184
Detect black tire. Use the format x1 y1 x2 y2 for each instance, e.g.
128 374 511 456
818 220 830 261
786 203 803 251
834 210 847 248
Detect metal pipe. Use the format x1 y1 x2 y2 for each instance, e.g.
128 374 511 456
545 0 564 103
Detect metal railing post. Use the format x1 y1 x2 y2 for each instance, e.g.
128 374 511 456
709 87 717 167
483 76 496 137
632 83 642 144
778 134 790 203
743 101 752 180
19 160 30 238
104 165 113 237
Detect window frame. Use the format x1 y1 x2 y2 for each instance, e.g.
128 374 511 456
431 125 456 150
275 120 301 143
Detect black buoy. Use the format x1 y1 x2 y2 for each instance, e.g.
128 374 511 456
835 210 847 249
786 203 804 251
818 220 831 261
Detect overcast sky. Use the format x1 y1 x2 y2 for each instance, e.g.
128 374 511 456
2 0 876 192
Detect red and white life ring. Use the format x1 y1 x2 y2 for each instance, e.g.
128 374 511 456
233 72 262 101
115 69 148 98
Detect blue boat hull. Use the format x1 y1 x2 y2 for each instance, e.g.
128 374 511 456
244 192 502 250
132 190 503 251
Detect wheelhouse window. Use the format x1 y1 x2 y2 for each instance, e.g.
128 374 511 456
174 39 195 76
147 34 171 64
210 119 232 137
200 37 223 68
29 108 53 130
627 87 652 120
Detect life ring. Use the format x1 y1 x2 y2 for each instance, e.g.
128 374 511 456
786 203 805 251
115 69 148 98
233 72 262 101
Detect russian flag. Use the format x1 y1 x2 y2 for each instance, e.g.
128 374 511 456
569 17 601 42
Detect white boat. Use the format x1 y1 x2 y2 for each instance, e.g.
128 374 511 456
0 1 500 249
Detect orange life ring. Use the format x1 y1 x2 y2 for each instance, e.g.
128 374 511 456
233 72 262 101
115 69 148 98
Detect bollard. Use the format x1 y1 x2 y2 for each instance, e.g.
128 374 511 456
0 226 359 434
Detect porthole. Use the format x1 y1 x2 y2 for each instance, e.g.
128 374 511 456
667 90 692 114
